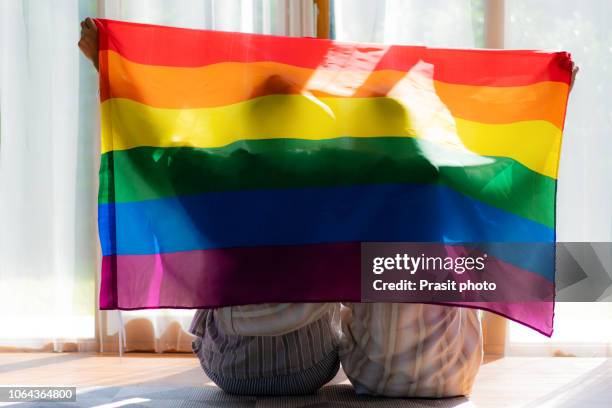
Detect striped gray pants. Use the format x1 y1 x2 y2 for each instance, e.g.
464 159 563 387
191 309 340 395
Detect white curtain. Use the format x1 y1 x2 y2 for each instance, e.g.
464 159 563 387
0 0 314 353
505 0 612 244
504 0 612 355
334 0 476 46
100 0 316 36
0 0 99 351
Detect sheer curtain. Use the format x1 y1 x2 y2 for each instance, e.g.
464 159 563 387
0 0 99 351
334 0 477 46
504 0 612 356
0 0 314 353
505 0 611 245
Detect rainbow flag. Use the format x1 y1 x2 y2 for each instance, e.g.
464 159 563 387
97 19 572 335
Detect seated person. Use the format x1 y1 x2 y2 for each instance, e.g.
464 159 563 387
340 303 482 397
189 303 341 395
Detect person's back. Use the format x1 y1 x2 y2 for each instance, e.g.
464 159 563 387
189 304 341 395
340 303 482 397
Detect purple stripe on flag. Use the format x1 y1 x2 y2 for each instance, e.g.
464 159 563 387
100 242 362 309
100 242 555 336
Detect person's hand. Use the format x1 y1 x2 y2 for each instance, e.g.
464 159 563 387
78 17 99 71
570 62 579 93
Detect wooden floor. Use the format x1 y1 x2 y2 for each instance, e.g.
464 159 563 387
0 353 611 407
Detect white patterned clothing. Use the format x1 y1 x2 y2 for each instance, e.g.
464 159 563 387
339 303 483 397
